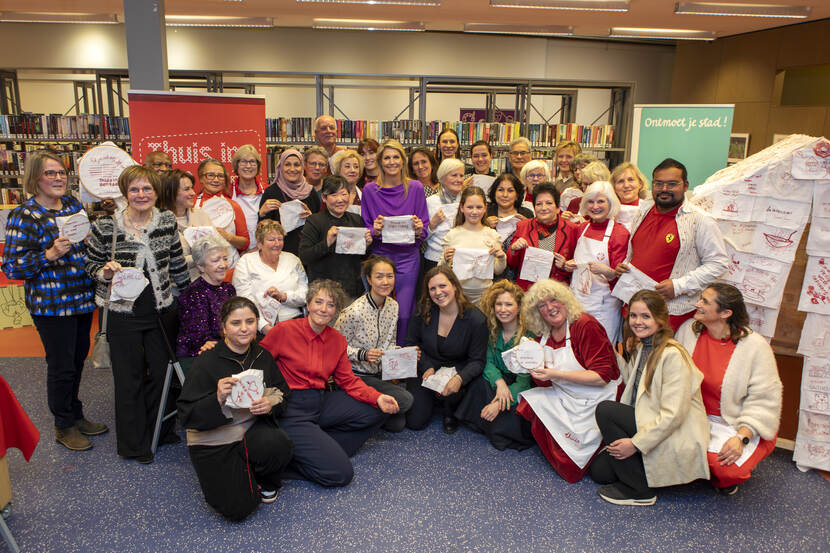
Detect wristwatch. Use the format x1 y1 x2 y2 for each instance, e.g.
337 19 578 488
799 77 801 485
738 434 750 445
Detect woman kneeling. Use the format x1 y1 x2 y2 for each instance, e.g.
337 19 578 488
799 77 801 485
591 290 709 506
178 297 293 521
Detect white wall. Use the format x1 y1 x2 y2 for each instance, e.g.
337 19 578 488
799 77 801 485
1 23 674 126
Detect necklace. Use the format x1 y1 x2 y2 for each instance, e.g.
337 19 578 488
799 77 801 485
125 209 152 229
224 339 253 369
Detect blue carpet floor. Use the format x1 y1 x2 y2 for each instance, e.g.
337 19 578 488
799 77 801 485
1 357 828 553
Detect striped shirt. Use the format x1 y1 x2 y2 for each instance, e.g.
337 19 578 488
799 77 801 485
1 195 95 316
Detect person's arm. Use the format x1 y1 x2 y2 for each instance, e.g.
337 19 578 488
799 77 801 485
220 200 250 252
262 350 291 419
258 187 282 221
331 337 382 406
457 312 489 385
505 219 530 270
413 183 431 243
605 224 631 287
282 258 308 308
630 346 694 455
231 256 269 331
482 341 504 389
489 228 508 275
165 216 191 291
175 288 207 357
84 217 114 282
298 215 333 266
507 374 533 406
0 207 51 280
177 355 233 431
731 334 783 440
672 212 729 296
332 307 362 363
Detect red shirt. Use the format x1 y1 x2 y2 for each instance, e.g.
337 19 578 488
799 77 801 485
691 329 736 416
566 196 581 214
629 205 681 283
531 313 620 386
260 318 381 407
507 216 580 290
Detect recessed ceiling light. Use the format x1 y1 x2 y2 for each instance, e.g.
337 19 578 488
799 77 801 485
464 23 573 36
312 18 426 31
299 0 440 5
0 11 120 23
165 15 274 27
674 2 810 18
490 0 629 11
610 26 716 40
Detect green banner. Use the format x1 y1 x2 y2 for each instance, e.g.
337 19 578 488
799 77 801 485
631 104 734 189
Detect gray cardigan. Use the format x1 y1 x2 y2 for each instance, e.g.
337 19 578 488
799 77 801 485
85 208 189 313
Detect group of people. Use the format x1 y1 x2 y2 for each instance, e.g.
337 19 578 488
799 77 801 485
1 120 783 521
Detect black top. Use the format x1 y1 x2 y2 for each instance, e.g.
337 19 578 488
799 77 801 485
486 203 534 219
405 305 488 385
298 209 367 298
258 185 322 257
177 341 290 431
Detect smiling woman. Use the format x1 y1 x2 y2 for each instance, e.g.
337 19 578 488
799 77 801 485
298 175 372 299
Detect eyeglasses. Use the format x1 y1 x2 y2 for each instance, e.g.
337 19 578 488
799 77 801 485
238 160 258 166
307 161 328 169
43 170 68 178
509 150 530 157
526 172 546 180
151 162 172 169
200 173 224 181
652 180 684 189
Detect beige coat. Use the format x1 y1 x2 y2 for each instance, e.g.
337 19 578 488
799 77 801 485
675 322 782 440
622 341 710 488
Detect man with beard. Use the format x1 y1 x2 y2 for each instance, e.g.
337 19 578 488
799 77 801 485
616 158 727 330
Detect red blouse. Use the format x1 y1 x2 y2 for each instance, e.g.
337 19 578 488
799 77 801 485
691 329 736 416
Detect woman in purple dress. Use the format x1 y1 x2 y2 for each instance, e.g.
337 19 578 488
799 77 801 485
361 139 430 345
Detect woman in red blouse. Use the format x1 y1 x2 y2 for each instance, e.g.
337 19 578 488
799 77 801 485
516 279 620 482
506 181 580 290
260 280 399 487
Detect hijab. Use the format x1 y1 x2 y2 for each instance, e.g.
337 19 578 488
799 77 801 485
273 149 312 200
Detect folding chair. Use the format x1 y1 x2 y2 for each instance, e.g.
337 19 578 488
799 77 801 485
0 511 20 553
151 317 186 455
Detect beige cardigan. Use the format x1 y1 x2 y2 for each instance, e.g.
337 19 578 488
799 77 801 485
622 341 710 488
675 321 782 440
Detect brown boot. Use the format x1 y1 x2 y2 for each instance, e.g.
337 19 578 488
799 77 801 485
75 419 109 436
55 426 93 451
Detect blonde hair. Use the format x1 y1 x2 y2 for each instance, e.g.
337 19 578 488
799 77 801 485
255 219 285 244
520 160 551 184
555 139 581 157
578 180 621 220
481 280 528 346
23 150 66 196
231 144 262 174
611 162 650 200
376 139 411 197
521 279 584 336
331 149 364 177
579 161 611 186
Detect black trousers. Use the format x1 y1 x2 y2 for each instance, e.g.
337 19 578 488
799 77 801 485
454 377 534 451
404 376 466 430
279 389 387 487
358 375 414 432
590 400 652 496
188 418 293 522
107 308 177 458
31 312 94 429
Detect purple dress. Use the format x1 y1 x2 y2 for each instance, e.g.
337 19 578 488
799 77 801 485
361 180 430 345
176 277 236 358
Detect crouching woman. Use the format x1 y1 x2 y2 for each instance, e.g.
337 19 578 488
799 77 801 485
178 296 293 521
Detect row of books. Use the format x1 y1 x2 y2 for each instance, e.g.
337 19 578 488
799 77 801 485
265 118 615 149
0 145 86 176
0 114 131 141
0 187 24 205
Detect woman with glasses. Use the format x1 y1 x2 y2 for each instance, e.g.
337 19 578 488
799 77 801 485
520 160 551 211
304 146 329 193
86 165 190 464
2 151 107 452
508 137 532 181
194 158 250 254
259 149 319 256
229 145 265 252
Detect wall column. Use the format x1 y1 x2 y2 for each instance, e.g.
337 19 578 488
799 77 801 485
123 0 168 90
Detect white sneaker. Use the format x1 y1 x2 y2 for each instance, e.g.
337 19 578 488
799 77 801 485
260 488 277 504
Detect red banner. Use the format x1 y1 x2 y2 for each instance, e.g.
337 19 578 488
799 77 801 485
128 91 267 191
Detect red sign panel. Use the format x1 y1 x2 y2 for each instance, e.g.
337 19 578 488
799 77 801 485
128 91 267 191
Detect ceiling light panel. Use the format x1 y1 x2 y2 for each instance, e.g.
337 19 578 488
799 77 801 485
298 0 440 6
674 2 810 18
610 26 717 40
165 15 274 27
313 18 425 31
0 11 120 23
490 0 629 11
464 23 573 36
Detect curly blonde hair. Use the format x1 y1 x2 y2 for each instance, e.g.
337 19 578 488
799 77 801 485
521 279 584 336
481 280 528 346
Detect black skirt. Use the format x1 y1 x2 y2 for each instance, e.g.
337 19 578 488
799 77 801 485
455 376 534 451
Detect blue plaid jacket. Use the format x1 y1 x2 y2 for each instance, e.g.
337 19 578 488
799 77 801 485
1 195 95 316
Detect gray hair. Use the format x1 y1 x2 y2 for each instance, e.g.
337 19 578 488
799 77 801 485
580 161 611 186
306 279 349 317
578 180 621 220
520 159 551 183
509 137 531 151
436 158 465 184
521 279 584 336
191 234 232 267
304 145 328 162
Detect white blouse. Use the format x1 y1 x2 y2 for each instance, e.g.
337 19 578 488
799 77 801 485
232 249 308 330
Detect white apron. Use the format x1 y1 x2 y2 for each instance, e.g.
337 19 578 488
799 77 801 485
519 324 618 469
570 219 622 344
231 189 262 252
